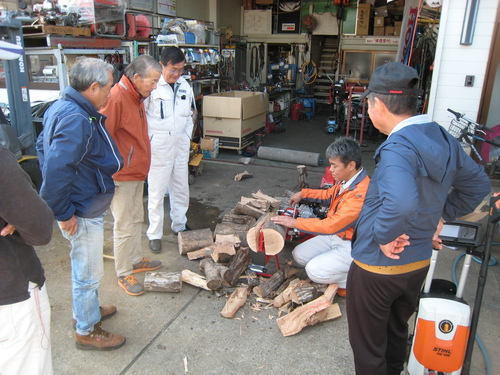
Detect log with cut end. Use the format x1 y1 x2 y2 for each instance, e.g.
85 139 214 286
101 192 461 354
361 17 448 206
199 258 228 291
214 223 249 248
181 269 210 291
144 272 182 292
211 234 239 262
178 228 214 255
223 246 251 286
253 269 285 298
234 202 266 219
220 285 249 319
276 284 340 337
246 212 286 255
242 269 260 288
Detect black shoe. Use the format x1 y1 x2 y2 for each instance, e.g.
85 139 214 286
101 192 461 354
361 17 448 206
174 224 191 235
149 239 161 253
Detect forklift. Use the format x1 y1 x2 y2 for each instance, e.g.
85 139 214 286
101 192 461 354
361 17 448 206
0 15 42 190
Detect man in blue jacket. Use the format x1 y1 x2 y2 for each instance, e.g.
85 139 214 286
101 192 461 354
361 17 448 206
37 57 125 351
346 62 490 374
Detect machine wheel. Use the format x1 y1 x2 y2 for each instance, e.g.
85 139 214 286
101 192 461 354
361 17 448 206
20 159 43 192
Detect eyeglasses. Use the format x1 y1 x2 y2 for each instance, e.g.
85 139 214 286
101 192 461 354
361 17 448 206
167 68 185 75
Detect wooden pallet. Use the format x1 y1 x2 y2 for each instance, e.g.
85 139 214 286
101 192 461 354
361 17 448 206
23 24 91 37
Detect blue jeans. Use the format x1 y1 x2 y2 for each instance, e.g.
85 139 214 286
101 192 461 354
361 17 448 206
59 213 105 335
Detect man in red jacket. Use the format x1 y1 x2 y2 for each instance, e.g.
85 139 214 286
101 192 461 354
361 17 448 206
271 137 369 296
101 55 163 296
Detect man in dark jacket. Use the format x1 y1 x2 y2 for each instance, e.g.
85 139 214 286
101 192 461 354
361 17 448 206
37 57 125 351
0 145 54 374
346 62 490 375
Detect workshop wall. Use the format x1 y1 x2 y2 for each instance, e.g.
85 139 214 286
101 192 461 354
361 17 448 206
217 0 243 36
175 0 211 22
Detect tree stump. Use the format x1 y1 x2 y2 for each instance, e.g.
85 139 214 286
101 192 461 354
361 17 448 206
178 228 214 255
144 272 182 292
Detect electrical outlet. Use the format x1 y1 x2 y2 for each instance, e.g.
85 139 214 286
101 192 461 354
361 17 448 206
465 75 475 87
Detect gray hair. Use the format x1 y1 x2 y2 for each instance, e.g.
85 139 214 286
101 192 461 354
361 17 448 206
325 137 362 169
69 57 113 92
366 92 418 117
124 55 162 80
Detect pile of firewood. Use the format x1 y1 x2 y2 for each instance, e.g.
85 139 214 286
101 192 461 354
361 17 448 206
146 190 342 337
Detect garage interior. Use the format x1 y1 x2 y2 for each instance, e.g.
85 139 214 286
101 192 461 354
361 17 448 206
0 0 499 374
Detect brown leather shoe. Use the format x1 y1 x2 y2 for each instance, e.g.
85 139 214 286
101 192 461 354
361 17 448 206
75 322 126 351
73 305 117 328
99 305 117 321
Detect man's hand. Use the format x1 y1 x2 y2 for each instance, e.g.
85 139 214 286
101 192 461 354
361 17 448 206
432 219 444 250
380 234 410 260
1 224 16 236
271 215 297 229
59 215 78 236
289 191 302 206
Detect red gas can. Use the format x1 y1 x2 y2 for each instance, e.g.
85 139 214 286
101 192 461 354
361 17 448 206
291 102 304 121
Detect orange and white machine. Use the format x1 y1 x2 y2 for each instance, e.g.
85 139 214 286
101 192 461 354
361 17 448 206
408 221 482 375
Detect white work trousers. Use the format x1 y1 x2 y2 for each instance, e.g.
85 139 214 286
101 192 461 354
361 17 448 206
147 131 190 238
0 283 53 375
292 234 353 287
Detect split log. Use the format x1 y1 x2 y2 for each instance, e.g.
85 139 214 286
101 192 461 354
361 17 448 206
246 212 271 252
214 223 249 248
211 234 239 262
291 284 320 305
234 202 266 219
178 228 213 255
273 279 308 308
199 258 228 291
297 165 309 189
253 269 285 298
144 272 182 292
276 284 339 337
241 197 271 212
246 212 286 255
181 269 210 291
223 246 251 286
234 170 253 181
220 286 249 319
284 261 299 279
251 190 281 210
187 246 214 261
222 213 256 227
241 269 260 288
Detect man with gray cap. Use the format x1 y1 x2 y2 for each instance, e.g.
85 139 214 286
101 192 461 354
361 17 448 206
346 62 490 374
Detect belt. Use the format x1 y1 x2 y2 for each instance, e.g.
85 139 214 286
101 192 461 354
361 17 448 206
353 258 430 275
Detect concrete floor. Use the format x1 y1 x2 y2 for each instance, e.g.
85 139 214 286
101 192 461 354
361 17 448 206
36 111 500 375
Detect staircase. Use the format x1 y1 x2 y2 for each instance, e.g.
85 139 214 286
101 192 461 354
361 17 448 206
313 37 339 106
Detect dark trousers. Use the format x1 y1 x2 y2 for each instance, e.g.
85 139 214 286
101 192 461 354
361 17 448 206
346 262 429 375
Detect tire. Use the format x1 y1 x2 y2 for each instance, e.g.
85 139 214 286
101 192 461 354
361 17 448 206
20 158 43 192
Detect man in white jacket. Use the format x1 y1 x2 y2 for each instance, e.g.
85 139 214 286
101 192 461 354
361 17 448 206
145 46 194 253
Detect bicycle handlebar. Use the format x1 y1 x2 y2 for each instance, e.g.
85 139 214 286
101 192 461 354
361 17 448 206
447 108 492 132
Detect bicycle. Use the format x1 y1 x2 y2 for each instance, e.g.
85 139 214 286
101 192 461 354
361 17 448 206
447 108 500 175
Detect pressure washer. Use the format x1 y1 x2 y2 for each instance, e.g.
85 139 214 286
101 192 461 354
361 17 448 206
408 195 499 375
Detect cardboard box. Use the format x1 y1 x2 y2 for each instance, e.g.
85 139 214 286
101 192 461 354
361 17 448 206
394 25 401 36
385 26 394 35
202 148 219 159
200 137 219 151
356 4 372 36
374 6 388 17
374 16 384 27
255 0 273 4
203 91 268 150
373 26 385 36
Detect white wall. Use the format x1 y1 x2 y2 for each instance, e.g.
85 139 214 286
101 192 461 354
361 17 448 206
428 0 498 129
